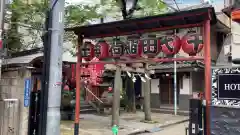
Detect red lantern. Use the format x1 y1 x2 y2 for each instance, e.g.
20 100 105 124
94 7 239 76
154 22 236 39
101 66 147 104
111 38 125 58
124 35 142 57
94 39 109 59
160 35 181 55
141 35 161 57
181 33 203 56
81 41 94 60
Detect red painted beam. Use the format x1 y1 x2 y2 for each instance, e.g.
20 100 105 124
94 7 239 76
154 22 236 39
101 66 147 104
80 57 204 65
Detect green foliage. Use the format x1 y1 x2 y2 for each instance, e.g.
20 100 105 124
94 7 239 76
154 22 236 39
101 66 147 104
6 0 102 52
133 0 167 17
6 0 47 52
65 4 101 27
5 0 166 53
64 3 102 45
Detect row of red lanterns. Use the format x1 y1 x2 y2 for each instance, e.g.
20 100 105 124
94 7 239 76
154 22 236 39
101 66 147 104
81 33 204 60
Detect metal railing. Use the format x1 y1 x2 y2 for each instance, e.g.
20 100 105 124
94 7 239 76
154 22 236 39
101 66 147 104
0 99 20 135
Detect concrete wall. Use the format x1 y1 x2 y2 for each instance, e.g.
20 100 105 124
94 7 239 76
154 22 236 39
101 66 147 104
179 75 192 110
150 79 160 108
0 69 31 135
210 27 219 61
191 71 204 92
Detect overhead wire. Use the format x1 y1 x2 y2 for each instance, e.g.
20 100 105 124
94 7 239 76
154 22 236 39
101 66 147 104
51 0 59 10
158 0 178 12
173 0 180 11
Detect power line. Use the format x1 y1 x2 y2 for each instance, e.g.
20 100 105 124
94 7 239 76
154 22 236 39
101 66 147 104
173 0 180 11
158 0 178 12
51 0 59 10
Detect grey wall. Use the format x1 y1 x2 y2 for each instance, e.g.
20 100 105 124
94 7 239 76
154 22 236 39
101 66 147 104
0 69 31 135
150 79 160 108
150 93 160 108
178 94 191 111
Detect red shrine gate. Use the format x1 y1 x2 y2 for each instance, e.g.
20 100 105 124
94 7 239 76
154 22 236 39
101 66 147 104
70 57 104 101
66 7 215 135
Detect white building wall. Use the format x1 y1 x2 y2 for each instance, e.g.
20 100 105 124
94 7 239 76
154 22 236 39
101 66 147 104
151 79 159 94
180 76 191 95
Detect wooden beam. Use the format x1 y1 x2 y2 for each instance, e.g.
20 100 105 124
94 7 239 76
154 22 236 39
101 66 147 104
104 64 146 73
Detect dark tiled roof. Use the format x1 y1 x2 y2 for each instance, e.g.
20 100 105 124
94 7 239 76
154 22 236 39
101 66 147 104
65 7 217 38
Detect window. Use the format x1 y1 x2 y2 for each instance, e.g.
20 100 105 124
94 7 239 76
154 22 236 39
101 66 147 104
225 0 235 7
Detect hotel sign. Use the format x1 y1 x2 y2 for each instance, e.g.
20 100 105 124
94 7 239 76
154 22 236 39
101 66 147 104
218 74 240 100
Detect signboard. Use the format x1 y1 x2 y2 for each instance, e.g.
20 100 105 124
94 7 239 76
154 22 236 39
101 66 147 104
211 68 240 135
218 74 240 100
24 78 31 107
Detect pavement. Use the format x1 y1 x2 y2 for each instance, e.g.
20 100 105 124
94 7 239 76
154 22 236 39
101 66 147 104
139 122 189 135
61 112 189 135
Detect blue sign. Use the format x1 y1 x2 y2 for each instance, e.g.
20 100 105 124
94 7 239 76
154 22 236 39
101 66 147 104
24 78 31 107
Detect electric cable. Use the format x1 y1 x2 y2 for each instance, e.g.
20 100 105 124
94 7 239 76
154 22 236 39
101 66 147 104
51 0 59 10
173 0 180 11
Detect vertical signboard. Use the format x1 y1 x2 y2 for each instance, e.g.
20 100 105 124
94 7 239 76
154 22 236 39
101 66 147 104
212 68 240 106
211 68 240 135
24 78 31 107
218 74 240 100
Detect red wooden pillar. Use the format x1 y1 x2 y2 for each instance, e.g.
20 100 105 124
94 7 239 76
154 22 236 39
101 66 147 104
74 35 83 134
204 20 211 135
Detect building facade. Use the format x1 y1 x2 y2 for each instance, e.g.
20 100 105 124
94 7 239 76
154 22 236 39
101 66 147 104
148 2 231 113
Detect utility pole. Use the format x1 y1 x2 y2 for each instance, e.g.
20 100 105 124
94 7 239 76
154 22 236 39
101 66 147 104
39 0 65 135
46 0 65 135
0 0 5 37
0 0 5 52
0 0 5 79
